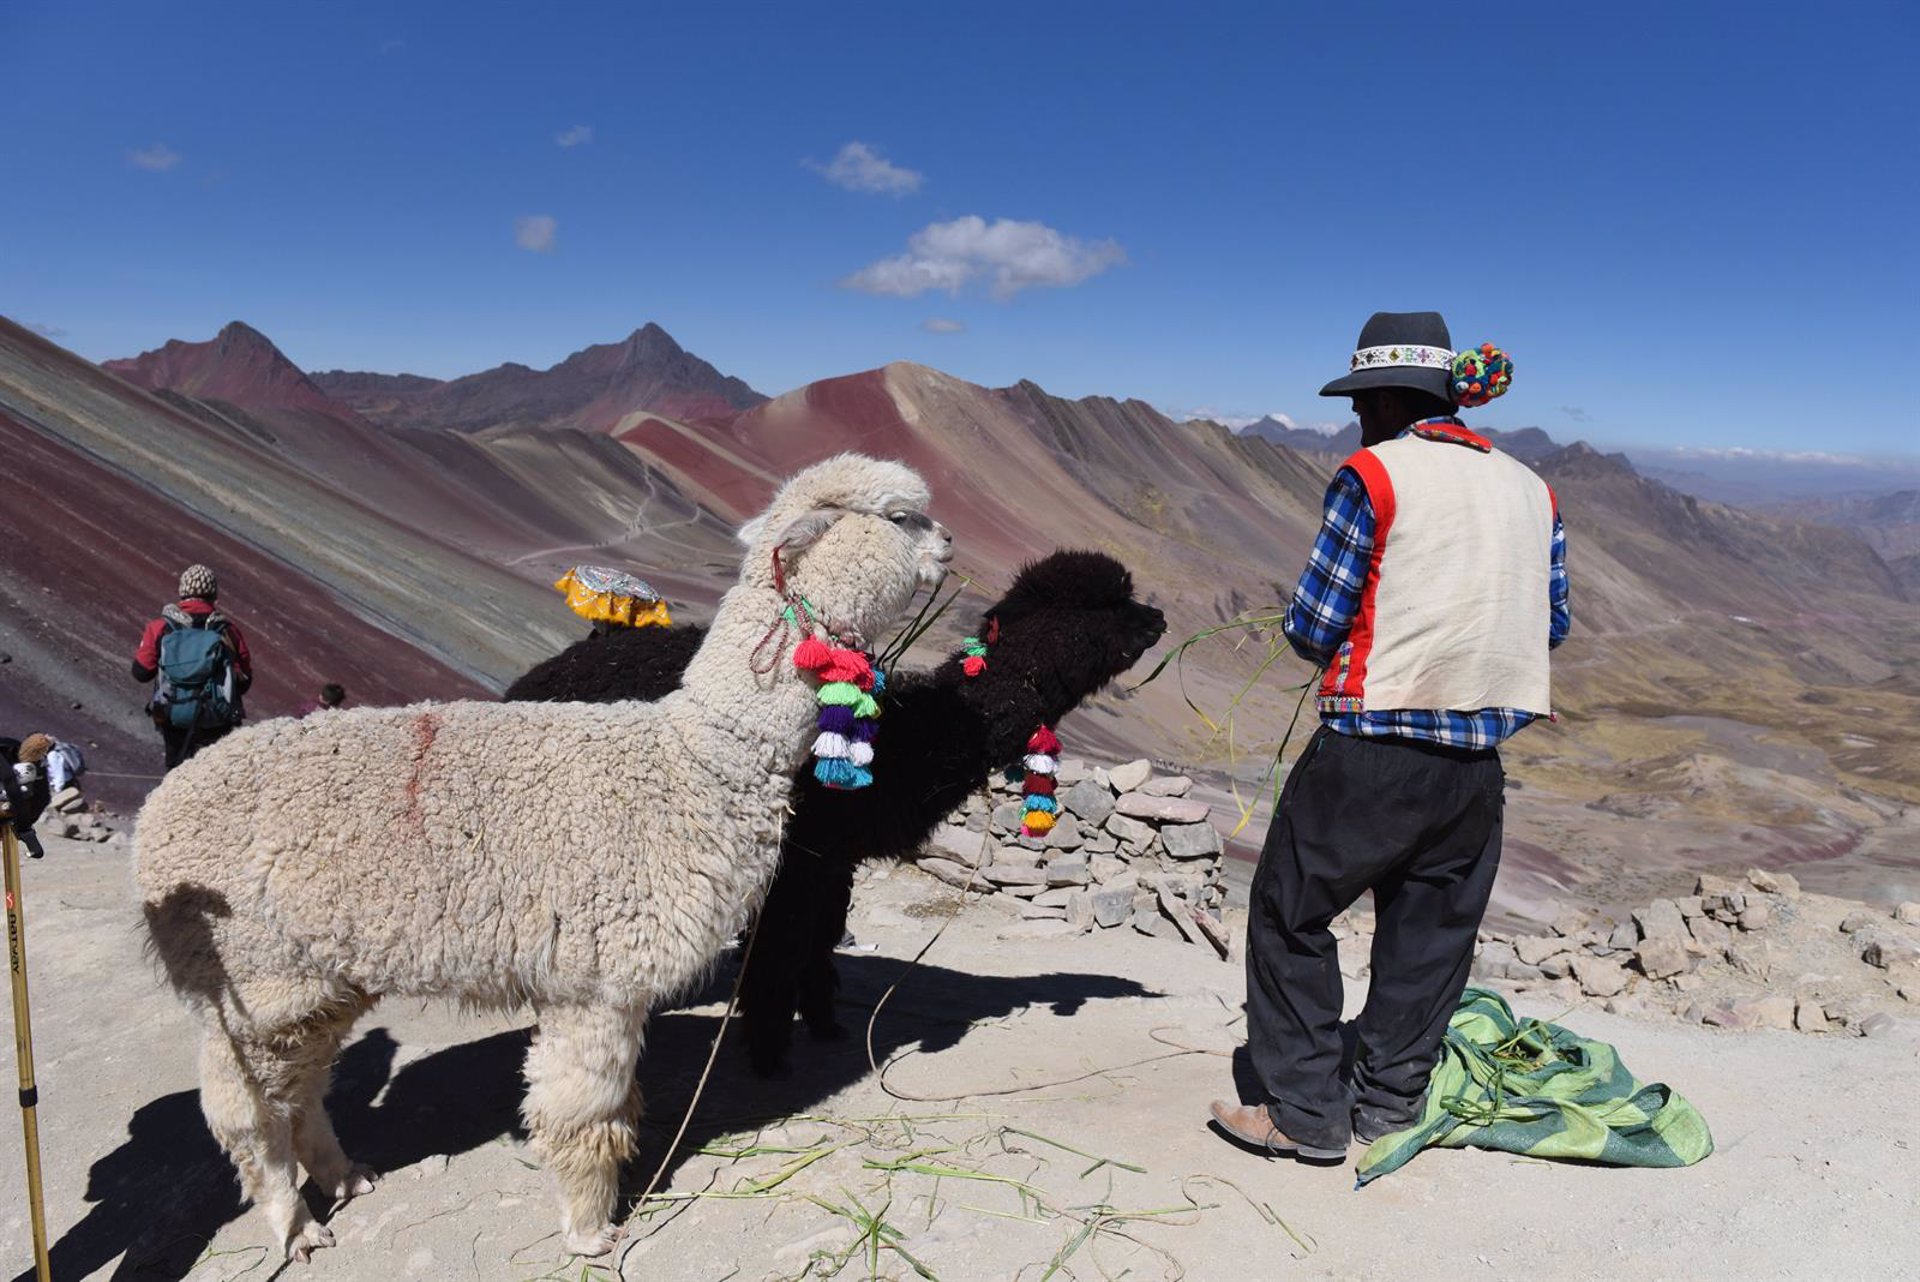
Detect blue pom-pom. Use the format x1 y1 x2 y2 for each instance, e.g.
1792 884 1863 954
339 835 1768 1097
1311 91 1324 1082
1022 794 1058 814
869 668 887 696
813 758 858 787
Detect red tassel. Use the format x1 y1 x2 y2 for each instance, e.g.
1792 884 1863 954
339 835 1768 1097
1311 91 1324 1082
962 655 987 677
792 635 831 672
1027 726 1061 755
1024 774 1057 796
819 647 872 685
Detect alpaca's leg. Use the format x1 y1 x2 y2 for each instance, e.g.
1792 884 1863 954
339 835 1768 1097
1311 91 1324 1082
200 1029 334 1262
522 1003 646 1257
741 857 811 1076
290 1002 378 1202
798 857 858 1041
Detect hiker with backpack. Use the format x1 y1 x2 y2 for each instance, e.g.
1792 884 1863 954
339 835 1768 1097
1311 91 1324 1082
131 564 252 771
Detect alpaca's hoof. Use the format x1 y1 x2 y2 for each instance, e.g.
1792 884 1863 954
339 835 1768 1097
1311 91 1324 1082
286 1220 335 1263
329 1163 378 1203
748 1051 792 1080
566 1222 620 1257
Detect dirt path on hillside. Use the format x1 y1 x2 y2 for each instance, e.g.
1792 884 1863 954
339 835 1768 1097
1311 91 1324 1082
2 835 1916 1281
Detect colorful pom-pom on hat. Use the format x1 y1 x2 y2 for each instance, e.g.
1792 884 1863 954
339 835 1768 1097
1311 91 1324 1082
1451 342 1514 409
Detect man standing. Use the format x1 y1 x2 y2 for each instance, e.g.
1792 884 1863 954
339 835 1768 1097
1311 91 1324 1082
1211 312 1570 1161
131 564 253 771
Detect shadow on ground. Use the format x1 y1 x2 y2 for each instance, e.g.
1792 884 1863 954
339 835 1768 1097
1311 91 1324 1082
30 953 1156 1280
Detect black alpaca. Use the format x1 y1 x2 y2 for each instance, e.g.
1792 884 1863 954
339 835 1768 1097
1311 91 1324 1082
504 550 1166 1075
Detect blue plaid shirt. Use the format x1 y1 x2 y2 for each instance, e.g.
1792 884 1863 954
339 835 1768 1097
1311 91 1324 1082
1283 426 1571 750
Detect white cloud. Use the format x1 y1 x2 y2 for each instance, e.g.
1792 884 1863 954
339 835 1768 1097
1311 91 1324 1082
515 214 557 253
555 124 593 148
1662 446 1870 466
921 318 966 334
127 143 182 172
843 216 1124 300
807 141 924 195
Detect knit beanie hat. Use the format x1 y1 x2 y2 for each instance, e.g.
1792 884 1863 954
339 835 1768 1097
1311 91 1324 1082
178 564 219 600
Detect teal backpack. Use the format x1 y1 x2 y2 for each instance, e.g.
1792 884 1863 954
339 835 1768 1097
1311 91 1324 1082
155 605 237 730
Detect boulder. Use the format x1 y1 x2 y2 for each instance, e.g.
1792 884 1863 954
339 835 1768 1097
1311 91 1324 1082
1687 915 1733 951
1020 901 1067 920
1746 868 1799 897
1031 887 1077 908
1674 896 1705 919
1043 817 1086 851
1896 902 1920 926
1192 908 1231 959
1139 774 1194 798
1861 933 1920 971
990 801 1024 832
1694 873 1742 897
1634 937 1691 980
1571 955 1629 998
1080 830 1120 855
1108 759 1153 794
1161 821 1223 860
50 786 83 813
1114 793 1212 825
1732 995 1796 1030
1088 854 1128 884
1541 953 1576 980
1633 899 1688 943
1089 887 1134 929
918 858 977 889
1513 935 1566 966
1156 887 1199 943
998 883 1045 899
1104 813 1158 851
1061 779 1116 826
1055 757 1091 786
1701 1006 1755 1031
982 863 1048 887
1839 910 1882 934
1045 859 1090 888
1794 998 1831 1033
1606 921 1638 953
1065 892 1096 933
1737 902 1772 932
1857 1012 1898 1039
1131 908 1178 939
929 825 991 867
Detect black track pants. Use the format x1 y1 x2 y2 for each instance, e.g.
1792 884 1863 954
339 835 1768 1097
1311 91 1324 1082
1245 727 1504 1150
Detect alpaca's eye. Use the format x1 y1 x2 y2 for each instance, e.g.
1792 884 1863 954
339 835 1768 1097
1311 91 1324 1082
888 511 910 524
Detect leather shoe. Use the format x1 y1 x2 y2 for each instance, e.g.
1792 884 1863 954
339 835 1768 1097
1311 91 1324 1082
1207 1101 1347 1162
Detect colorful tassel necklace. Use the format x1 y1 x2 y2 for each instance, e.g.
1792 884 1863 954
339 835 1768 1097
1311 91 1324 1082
962 617 1063 837
1017 726 1062 837
751 543 885 790
793 635 884 789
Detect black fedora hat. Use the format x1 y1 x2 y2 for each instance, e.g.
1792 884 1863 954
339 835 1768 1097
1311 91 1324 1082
1318 311 1455 401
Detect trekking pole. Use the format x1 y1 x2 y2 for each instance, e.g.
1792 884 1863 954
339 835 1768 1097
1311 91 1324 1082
1 818 51 1282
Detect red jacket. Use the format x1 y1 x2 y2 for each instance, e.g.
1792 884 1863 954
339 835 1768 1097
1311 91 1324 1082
132 597 253 690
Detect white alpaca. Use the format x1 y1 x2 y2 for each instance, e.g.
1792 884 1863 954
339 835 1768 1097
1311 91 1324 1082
135 454 952 1261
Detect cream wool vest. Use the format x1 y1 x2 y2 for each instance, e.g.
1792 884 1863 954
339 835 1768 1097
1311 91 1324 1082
1318 425 1556 716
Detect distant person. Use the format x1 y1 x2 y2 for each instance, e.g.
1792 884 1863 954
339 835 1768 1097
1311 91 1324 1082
1210 312 1570 1162
132 564 252 771
297 683 347 716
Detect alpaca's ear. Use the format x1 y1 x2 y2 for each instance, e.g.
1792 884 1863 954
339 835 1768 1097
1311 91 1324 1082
768 507 845 553
735 513 768 547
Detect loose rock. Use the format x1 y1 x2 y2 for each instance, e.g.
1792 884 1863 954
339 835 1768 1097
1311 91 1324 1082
1113 792 1212 825
1161 821 1223 860
1108 759 1153 794
1139 774 1194 798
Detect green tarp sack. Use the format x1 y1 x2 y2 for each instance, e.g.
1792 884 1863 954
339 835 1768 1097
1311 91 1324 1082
1355 987 1713 1185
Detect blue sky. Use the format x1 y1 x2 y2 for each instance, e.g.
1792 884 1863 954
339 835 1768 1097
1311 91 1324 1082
3 1 1915 458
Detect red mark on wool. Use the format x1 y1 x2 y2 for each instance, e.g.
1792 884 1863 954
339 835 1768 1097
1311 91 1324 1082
403 711 440 827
